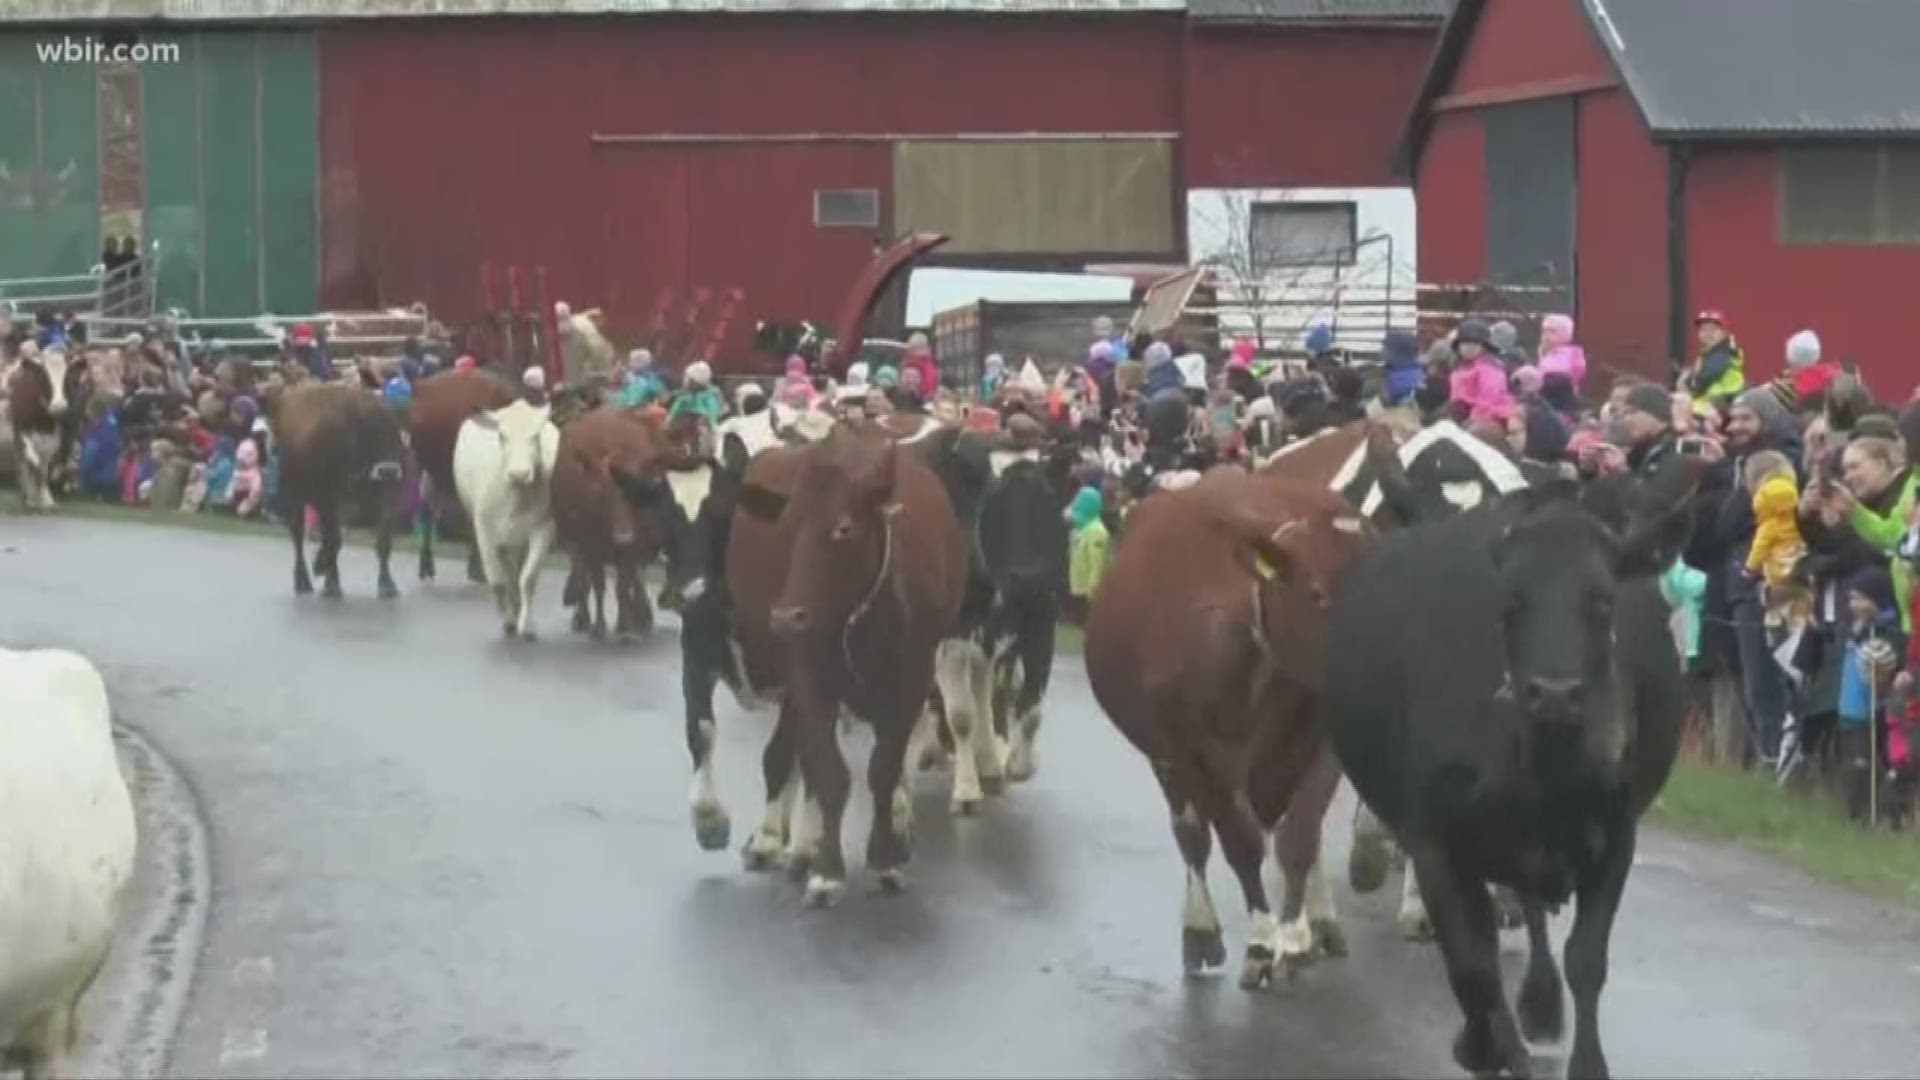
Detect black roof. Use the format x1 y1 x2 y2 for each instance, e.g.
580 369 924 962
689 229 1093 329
1398 0 1920 174
1187 0 1449 24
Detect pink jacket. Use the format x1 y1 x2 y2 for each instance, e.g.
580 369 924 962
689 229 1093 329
1449 357 1514 424
1539 344 1588 389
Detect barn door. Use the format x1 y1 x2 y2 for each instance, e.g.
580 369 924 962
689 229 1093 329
1482 97 1577 331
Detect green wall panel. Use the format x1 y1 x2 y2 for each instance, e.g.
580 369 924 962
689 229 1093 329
38 58 101 284
257 30 319 317
142 38 203 315
0 36 40 280
197 31 261 316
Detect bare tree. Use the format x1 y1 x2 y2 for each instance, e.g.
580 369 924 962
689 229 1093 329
1190 183 1412 357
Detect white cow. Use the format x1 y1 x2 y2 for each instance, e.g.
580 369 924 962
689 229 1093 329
0 647 138 1079
454 399 561 639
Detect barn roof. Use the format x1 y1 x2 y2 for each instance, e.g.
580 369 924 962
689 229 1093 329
0 0 1189 21
1186 0 1448 25
1399 0 1920 173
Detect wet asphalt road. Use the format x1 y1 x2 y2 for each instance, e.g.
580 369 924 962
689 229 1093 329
7 515 1920 1079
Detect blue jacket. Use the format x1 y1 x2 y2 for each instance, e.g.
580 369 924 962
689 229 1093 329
1143 360 1184 398
1840 612 1906 729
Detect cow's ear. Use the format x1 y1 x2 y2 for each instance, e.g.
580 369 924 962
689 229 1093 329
737 481 789 521
720 432 751 477
469 411 501 433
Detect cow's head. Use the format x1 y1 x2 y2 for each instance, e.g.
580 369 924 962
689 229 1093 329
765 426 902 638
1219 484 1377 685
38 348 73 416
470 401 553 488
1488 476 1694 758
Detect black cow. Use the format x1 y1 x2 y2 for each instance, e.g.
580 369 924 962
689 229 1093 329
1324 475 1693 1080
914 427 1071 812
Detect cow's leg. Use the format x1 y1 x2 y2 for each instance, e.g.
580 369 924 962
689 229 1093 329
373 487 400 599
318 501 346 599
935 639 987 814
1004 609 1055 783
1349 788 1393 894
1492 884 1527 931
465 511 488 584
12 1000 74 1080
795 699 852 908
621 558 653 637
1156 765 1225 974
743 698 800 870
472 524 512 633
567 562 592 634
1412 845 1531 1079
1212 794 1282 991
289 503 314 595
865 705 917 891
1564 823 1635 1080
589 562 610 641
1517 895 1565 1045
968 639 1008 796
683 649 729 851
1398 858 1434 940
514 526 553 639
1273 750 1346 965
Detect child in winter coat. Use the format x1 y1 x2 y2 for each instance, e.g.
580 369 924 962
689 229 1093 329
1538 314 1588 391
230 439 265 518
1744 450 1812 632
1840 567 1906 821
1447 320 1515 424
1066 485 1111 623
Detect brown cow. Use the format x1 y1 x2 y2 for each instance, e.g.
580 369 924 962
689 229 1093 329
553 406 672 640
728 423 968 907
409 369 517 583
4 349 85 510
268 384 410 599
1084 467 1378 988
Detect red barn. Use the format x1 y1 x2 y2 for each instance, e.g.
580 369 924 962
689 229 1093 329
310 0 1441 366
1399 0 1920 393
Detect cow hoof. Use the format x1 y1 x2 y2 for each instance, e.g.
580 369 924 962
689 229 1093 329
1349 833 1391 894
916 745 950 773
1238 946 1276 991
979 774 1006 797
951 796 984 817
1398 909 1434 942
588 623 607 642
378 579 400 600
571 609 591 634
294 576 314 596
1182 927 1226 973
519 626 538 642
1311 918 1349 958
874 868 907 893
692 808 731 852
1005 746 1037 783
802 875 845 909
740 833 784 871
1452 1021 1531 1080
783 849 816 881
501 622 518 639
321 580 344 601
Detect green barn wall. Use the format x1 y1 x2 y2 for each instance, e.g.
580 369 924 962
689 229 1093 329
0 29 318 317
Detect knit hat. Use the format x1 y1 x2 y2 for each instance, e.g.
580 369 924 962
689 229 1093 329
873 365 900 388
1623 383 1673 420
685 361 713 386
1734 386 1790 430
628 348 653 370
1380 331 1420 370
1847 565 1897 615
1454 319 1493 349
1511 365 1543 395
1541 314 1576 349
735 381 766 408
1853 413 1902 442
1490 320 1520 353
522 366 546 390
1304 322 1334 356
454 355 477 373
1786 330 1822 370
1144 342 1173 369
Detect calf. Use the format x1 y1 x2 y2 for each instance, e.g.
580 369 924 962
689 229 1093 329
410 369 518 584
5 349 84 511
553 406 673 640
1324 477 1692 1079
736 425 968 906
454 399 561 638
270 384 410 599
1086 469 1377 987
0 647 137 1079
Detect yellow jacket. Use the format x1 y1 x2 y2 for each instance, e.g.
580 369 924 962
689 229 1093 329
1069 521 1112 599
1747 473 1806 586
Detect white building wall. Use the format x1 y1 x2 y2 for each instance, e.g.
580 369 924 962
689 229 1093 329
1186 186 1418 358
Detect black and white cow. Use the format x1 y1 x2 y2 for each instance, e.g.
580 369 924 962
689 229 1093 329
1324 474 1692 1080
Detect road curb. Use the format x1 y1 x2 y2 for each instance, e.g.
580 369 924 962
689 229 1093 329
77 722 214 1080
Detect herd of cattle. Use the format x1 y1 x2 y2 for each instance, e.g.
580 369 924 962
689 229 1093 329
7 357 1700 1080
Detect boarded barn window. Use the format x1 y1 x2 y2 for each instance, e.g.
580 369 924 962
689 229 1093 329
1250 201 1357 269
815 188 880 229
892 139 1174 255
1782 145 1920 244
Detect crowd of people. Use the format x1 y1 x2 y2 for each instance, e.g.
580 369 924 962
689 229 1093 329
6 298 1917 827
